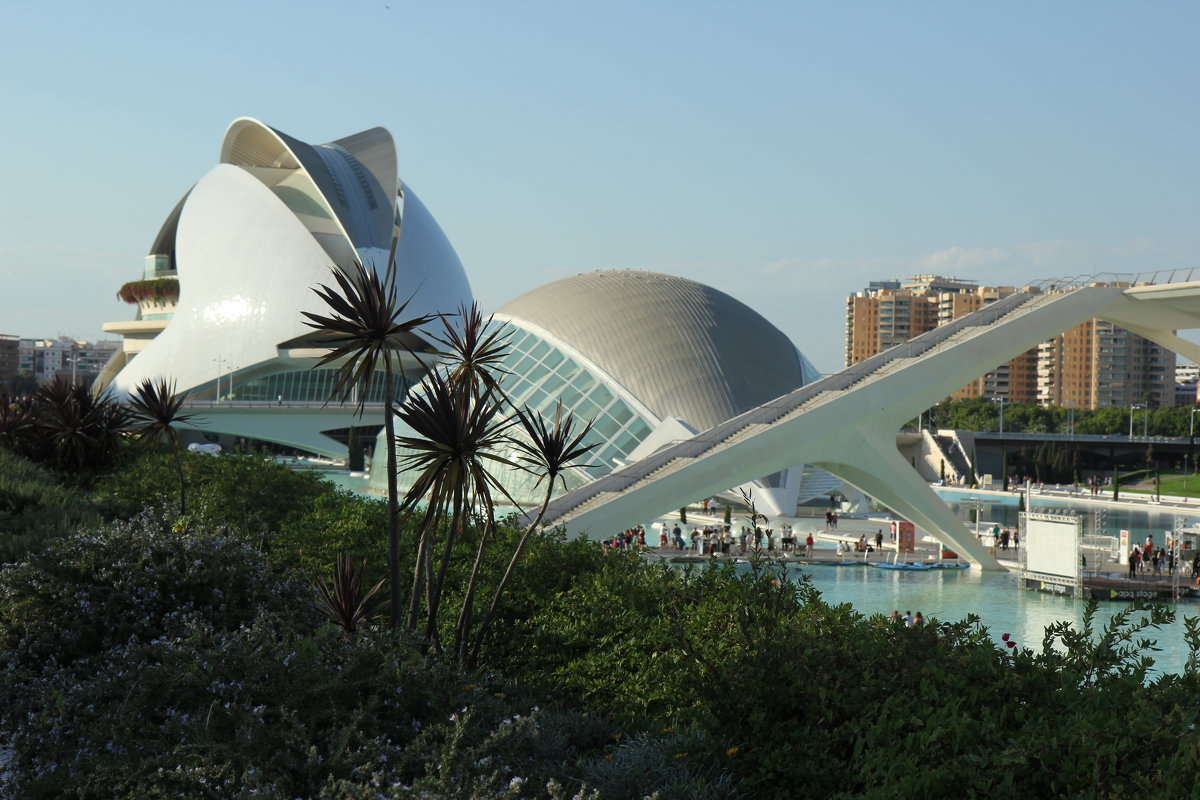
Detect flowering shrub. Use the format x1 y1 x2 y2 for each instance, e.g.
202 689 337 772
0 512 313 672
0 516 628 798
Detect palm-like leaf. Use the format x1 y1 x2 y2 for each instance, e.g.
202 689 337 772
128 378 199 515
301 259 436 415
313 555 387 639
509 402 598 492
395 371 518 512
0 393 40 458
395 369 518 645
127 378 197 442
34 378 131 473
430 302 512 399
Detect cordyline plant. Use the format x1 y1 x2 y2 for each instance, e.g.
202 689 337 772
127 378 199 515
395 367 517 654
313 554 387 640
395 305 597 662
302 258 436 628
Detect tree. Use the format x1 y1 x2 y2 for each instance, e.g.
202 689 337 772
127 378 198 514
302 258 436 627
390 304 519 650
395 368 514 650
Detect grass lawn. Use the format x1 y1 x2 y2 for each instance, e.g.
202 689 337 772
1121 472 1200 499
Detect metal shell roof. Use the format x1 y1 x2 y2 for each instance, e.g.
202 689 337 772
497 270 809 432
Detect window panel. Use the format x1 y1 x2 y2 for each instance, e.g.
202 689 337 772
609 403 634 426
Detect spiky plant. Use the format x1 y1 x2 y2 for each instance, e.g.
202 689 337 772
302 258 436 628
431 301 512 399
313 555 387 640
466 402 595 664
394 368 516 651
34 378 130 475
127 378 198 514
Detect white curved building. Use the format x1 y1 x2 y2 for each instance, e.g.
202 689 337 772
372 270 831 515
100 118 472 456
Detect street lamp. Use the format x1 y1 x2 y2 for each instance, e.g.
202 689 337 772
212 357 224 402
1130 403 1144 440
993 396 1006 437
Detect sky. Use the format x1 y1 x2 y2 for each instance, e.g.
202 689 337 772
1 1 1196 374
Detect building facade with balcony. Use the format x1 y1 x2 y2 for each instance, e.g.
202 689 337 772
847 276 1173 408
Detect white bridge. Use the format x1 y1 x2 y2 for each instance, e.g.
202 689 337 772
525 271 1200 569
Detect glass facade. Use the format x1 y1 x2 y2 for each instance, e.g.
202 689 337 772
495 324 654 480
379 322 660 508
227 369 412 404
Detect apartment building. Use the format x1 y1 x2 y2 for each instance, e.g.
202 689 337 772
13 337 121 388
846 276 1174 408
1037 320 1174 408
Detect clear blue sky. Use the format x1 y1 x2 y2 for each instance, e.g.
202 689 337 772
2 0 1196 373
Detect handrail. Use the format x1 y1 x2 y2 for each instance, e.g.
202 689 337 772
1028 268 1200 293
535 288 1049 525
183 400 386 410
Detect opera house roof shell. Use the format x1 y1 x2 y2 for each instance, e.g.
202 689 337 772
101 117 472 455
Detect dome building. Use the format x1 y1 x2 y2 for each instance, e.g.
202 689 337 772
99 118 471 456
374 270 830 516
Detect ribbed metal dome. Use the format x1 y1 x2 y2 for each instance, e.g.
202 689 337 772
497 270 811 432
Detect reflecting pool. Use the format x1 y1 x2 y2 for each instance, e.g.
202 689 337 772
773 561 1197 676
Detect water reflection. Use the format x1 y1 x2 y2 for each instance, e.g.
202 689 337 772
777 561 1197 676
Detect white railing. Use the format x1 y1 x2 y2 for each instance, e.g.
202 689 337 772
1029 268 1200 293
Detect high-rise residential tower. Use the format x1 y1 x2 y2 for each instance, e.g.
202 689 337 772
846 276 1175 407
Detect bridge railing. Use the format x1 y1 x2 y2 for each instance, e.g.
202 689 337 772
183 400 386 410
1029 268 1200 292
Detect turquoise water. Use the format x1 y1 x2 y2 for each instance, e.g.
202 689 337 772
779 561 1197 676
319 470 1197 674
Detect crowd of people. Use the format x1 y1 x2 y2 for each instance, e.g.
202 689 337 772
1126 536 1200 579
611 522 825 556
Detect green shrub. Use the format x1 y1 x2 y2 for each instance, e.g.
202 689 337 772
496 555 1200 799
90 451 404 576
0 516 622 798
0 448 98 562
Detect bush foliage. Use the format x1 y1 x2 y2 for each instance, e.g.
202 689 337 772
0 449 98 562
4 455 1200 797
